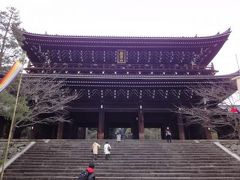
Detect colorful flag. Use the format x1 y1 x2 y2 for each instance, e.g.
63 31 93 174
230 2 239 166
0 61 23 93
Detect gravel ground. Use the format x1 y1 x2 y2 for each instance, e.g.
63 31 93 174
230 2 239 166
221 140 240 157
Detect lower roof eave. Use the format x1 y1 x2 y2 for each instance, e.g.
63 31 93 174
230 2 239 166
23 73 235 81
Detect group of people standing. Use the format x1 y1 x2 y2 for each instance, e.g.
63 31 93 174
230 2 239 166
78 127 172 179
78 142 111 180
92 141 111 160
91 127 172 161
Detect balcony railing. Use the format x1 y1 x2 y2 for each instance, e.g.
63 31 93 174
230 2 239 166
25 62 216 75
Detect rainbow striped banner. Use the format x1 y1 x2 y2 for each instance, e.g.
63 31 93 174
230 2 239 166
0 61 23 93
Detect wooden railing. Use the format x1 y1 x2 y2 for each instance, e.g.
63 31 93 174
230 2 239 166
25 63 216 75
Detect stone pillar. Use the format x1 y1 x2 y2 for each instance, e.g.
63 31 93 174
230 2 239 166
57 122 64 139
204 127 212 139
97 110 105 139
138 110 144 140
177 114 185 140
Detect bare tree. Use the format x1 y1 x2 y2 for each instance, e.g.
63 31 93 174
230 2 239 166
1 74 81 138
16 74 79 128
177 82 240 139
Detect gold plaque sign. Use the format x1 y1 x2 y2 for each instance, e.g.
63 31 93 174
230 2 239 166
117 50 127 63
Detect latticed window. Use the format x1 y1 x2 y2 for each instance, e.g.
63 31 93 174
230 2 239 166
127 50 137 63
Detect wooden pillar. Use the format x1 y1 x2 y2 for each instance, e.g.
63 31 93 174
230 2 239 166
57 122 64 139
51 125 56 138
138 110 144 140
97 110 105 139
78 127 86 139
67 122 73 139
0 119 5 138
177 114 185 140
104 123 109 139
204 127 212 139
85 128 88 139
32 125 38 139
72 120 79 139
2 121 10 138
131 120 138 139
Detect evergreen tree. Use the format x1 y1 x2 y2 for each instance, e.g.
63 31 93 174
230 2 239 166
0 90 28 122
0 7 23 68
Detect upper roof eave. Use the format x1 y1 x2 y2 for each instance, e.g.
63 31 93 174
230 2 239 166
22 28 231 42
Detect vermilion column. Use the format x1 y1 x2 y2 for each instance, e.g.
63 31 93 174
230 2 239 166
57 122 64 139
177 114 185 140
98 110 105 139
138 110 145 140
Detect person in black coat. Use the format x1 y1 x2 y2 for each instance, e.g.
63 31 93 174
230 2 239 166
78 162 95 180
165 126 172 143
86 163 95 180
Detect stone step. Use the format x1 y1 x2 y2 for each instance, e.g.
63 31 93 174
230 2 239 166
6 164 240 169
20 155 229 158
4 176 240 180
3 172 240 177
3 140 240 179
5 168 240 173
11 158 236 162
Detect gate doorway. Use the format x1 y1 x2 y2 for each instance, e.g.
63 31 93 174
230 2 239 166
105 112 138 139
144 128 162 139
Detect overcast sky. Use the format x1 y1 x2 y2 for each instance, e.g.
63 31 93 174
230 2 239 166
1 0 240 75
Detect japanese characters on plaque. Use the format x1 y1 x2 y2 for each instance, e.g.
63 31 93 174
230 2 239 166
117 50 127 64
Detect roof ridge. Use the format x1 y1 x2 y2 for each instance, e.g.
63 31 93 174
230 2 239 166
23 28 231 40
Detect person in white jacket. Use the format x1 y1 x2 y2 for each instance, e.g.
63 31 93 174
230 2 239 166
92 142 100 160
103 142 111 160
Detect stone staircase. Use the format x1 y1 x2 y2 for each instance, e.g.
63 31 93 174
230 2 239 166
3 140 240 179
